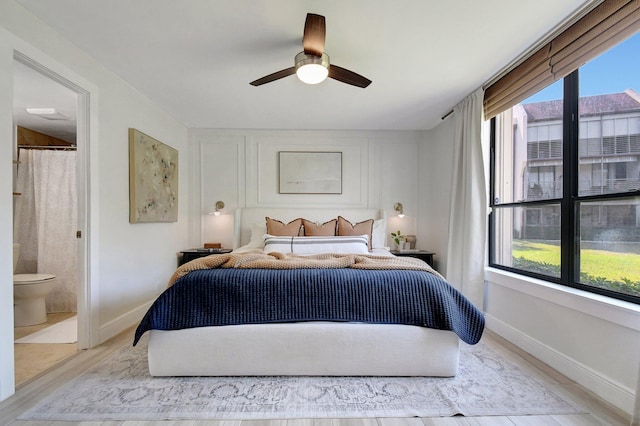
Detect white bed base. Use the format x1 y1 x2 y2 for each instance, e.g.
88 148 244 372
148 322 460 377
147 207 461 377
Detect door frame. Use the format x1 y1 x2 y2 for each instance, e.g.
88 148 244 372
13 51 92 350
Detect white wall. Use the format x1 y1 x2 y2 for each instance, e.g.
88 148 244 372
486 270 640 416
0 1 188 401
188 129 422 248
0 30 16 401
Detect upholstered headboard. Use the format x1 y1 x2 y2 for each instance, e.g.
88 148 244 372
233 207 386 249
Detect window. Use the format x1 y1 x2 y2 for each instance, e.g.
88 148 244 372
489 33 640 304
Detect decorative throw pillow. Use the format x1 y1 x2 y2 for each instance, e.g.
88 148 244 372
302 218 337 236
265 217 303 236
337 216 374 251
264 235 369 255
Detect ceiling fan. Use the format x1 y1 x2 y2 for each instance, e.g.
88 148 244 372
250 13 372 88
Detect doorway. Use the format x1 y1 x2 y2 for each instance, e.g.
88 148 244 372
11 52 89 386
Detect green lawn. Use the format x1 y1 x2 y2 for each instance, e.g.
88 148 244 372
512 240 640 284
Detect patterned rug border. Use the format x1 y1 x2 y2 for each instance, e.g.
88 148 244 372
19 335 586 421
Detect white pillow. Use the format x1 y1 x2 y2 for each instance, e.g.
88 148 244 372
247 223 267 248
263 235 370 255
372 219 387 249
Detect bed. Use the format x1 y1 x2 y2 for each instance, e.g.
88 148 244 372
134 208 484 377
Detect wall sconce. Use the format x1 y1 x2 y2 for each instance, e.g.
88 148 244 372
209 200 225 216
394 202 405 218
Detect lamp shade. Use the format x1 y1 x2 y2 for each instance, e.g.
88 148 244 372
295 52 329 85
209 200 225 216
394 202 405 218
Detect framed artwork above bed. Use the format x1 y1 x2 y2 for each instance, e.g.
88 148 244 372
278 151 342 194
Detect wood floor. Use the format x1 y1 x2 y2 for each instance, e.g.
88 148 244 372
0 327 631 426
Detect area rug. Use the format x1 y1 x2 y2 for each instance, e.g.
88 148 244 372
15 316 77 344
19 336 584 421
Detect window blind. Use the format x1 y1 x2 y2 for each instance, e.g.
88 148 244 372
484 0 640 119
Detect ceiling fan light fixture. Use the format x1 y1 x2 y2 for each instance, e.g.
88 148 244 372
295 52 329 84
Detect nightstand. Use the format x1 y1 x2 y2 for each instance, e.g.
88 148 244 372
179 248 232 266
390 250 435 269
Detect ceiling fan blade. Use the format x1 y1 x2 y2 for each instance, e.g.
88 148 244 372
328 65 372 88
303 13 325 56
250 67 296 86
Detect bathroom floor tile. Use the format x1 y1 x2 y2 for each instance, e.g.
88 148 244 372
14 312 79 387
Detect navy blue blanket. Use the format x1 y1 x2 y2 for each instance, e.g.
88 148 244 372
133 268 484 346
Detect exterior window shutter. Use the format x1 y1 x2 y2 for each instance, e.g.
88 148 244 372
484 0 640 120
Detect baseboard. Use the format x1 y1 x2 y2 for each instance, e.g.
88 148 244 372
486 313 635 416
98 301 152 345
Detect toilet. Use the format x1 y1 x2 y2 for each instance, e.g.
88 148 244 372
13 243 56 327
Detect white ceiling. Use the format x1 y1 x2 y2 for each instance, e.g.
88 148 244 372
14 0 594 132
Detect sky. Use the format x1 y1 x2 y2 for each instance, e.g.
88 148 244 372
523 32 639 104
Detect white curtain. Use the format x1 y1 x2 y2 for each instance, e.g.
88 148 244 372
445 88 487 309
13 150 38 274
13 149 77 313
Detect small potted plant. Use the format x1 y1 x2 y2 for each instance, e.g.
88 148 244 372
390 230 405 251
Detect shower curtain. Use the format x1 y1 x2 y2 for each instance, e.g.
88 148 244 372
13 148 77 313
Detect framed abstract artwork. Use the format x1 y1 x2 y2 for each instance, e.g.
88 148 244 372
278 151 342 194
129 128 178 223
